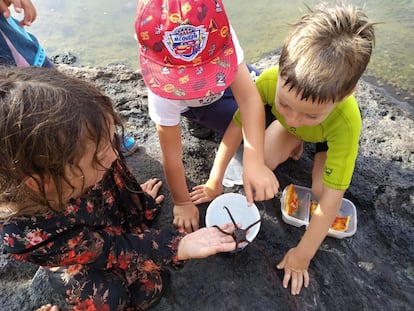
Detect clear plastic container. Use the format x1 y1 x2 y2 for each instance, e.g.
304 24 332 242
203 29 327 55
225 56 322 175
280 184 357 239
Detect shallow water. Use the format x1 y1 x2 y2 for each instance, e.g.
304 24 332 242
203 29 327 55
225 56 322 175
21 0 414 103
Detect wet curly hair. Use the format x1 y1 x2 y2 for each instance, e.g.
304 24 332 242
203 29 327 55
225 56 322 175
0 66 124 217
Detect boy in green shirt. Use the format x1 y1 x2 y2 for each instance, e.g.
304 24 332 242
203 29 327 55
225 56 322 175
191 2 376 295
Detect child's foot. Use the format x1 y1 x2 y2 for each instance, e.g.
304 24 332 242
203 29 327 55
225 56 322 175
290 141 304 160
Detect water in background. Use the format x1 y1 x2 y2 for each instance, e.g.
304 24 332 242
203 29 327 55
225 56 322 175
20 0 414 103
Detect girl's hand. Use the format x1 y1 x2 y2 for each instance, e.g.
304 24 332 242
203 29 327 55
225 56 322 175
177 223 238 260
140 178 164 204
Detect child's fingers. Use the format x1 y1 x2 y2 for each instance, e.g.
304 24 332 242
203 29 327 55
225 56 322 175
276 255 286 270
152 178 163 189
155 194 164 204
140 178 162 192
282 269 292 289
303 269 310 288
243 183 254 206
0 3 11 18
36 304 60 311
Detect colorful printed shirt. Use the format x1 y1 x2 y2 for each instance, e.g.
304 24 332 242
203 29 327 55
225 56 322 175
234 66 362 190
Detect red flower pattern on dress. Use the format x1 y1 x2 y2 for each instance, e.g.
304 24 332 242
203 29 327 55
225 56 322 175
118 251 131 270
86 201 94 213
3 233 15 247
66 203 80 214
72 298 96 311
67 264 83 276
26 228 49 246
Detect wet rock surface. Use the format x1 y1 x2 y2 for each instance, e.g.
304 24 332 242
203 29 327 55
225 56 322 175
0 55 413 310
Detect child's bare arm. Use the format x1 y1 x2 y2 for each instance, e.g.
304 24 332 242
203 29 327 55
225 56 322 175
277 186 345 295
156 124 199 233
190 121 242 204
230 63 279 203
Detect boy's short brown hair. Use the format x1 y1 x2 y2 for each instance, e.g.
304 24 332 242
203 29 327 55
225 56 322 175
279 2 376 104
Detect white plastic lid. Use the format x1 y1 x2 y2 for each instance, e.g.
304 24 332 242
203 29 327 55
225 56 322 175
205 193 261 243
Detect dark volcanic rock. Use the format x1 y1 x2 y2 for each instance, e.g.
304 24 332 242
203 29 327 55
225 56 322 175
50 52 77 65
0 58 413 311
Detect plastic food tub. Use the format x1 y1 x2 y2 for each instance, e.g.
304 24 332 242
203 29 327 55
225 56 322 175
280 184 357 239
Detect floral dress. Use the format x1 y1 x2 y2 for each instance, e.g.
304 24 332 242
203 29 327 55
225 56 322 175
1 159 185 310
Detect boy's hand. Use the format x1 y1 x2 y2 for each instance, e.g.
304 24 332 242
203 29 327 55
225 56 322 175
190 179 223 205
243 162 279 204
0 0 37 26
173 202 199 233
277 247 311 295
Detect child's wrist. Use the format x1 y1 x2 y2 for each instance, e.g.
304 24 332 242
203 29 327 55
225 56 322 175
174 199 193 207
296 241 317 260
206 177 222 187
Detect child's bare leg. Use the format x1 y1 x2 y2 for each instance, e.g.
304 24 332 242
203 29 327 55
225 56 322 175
264 120 303 170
